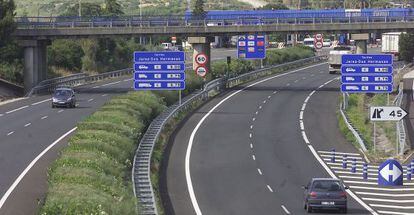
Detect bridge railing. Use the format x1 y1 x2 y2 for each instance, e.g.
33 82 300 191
132 55 327 215
15 15 414 29
27 68 133 96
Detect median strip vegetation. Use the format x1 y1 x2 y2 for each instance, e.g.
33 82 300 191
40 92 165 214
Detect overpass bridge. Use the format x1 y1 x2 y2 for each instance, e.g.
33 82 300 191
12 10 414 91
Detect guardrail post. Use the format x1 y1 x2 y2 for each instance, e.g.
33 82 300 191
362 163 368 180
331 149 335 163
411 159 414 175
342 155 347 169
407 164 412 181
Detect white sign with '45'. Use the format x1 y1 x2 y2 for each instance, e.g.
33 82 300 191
370 106 408 121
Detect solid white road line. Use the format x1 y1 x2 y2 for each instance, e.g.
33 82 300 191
350 186 414 191
318 150 361 156
301 103 306 111
88 98 94 102
370 204 414 210
185 62 328 215
300 120 305 130
6 106 29 114
356 192 414 197
31 99 51 106
301 131 310 144
258 169 263 175
267 185 273 192
7 131 14 136
0 127 77 209
377 210 414 215
24 123 31 127
281 205 291 214
363 198 414 203
41 116 48 120
299 111 304 120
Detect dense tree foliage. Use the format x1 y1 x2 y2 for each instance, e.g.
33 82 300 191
193 0 206 17
399 32 414 63
104 0 124 16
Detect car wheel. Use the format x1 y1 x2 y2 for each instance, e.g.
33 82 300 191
72 101 76 108
306 204 312 213
51 104 55 108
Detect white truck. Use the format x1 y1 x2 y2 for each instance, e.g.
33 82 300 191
381 32 402 57
328 46 353 74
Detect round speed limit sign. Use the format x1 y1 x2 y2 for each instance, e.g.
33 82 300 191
195 66 207 77
315 33 323 41
195 53 208 65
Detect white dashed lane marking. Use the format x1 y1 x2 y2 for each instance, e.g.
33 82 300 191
41 116 48 120
252 155 256 160
24 123 31 127
58 110 64 113
7 131 14 136
31 99 51 106
88 98 94 102
257 169 263 175
281 205 291 214
267 185 274 192
250 143 253 149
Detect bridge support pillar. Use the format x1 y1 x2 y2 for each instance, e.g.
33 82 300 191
351 34 369 54
188 37 213 73
20 40 50 93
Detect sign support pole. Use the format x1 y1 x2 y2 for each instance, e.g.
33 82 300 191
373 122 376 152
387 93 390 105
260 59 264 69
179 90 182 106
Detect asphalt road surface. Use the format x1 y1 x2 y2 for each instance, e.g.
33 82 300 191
165 63 374 215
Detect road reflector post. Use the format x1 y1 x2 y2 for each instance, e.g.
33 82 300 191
351 158 357 173
407 164 412 181
411 160 414 175
331 149 335 163
342 155 347 169
363 163 368 180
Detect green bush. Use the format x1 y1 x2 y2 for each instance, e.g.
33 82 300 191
41 91 166 215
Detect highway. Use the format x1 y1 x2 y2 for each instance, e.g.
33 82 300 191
0 48 236 215
165 63 374 214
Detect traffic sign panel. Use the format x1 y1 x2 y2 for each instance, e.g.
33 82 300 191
342 54 393 65
134 63 186 72
378 159 403 186
195 53 208 65
134 72 185 81
134 51 185 63
195 66 207 77
134 81 185 90
341 75 393 84
341 84 393 93
370 106 408 121
314 41 323 49
341 66 393 74
237 33 266 59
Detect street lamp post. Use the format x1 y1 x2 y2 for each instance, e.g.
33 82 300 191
79 0 82 17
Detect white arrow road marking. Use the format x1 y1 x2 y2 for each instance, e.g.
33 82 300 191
380 164 402 182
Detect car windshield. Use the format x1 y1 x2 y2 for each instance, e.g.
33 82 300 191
312 181 343 192
54 90 71 97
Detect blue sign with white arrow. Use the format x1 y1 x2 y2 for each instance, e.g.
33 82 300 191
134 63 186 72
134 72 185 81
378 159 403 186
341 84 393 93
341 66 393 74
342 54 393 65
341 75 393 84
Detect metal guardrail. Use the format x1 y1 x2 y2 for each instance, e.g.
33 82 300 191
15 15 414 29
340 93 368 151
27 68 133 96
393 86 407 155
132 55 327 215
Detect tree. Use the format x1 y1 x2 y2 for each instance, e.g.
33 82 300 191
0 0 16 48
193 0 206 18
258 3 289 10
61 2 103 17
103 0 124 16
399 32 414 63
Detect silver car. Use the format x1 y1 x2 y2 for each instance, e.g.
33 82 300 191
52 88 76 108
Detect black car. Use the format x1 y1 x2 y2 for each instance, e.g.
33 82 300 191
303 178 348 213
52 88 76 108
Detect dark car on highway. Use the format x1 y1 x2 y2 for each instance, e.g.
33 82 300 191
303 178 348 213
51 87 76 108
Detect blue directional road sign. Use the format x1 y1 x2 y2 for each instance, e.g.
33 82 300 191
341 66 393 74
134 81 185 90
378 159 403 186
341 75 393 84
133 51 185 91
134 72 185 81
237 34 266 59
342 54 393 65
134 63 185 72
134 51 185 63
341 54 393 93
341 84 393 93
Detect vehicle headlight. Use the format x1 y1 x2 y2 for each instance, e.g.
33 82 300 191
52 98 58 102
66 97 72 102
